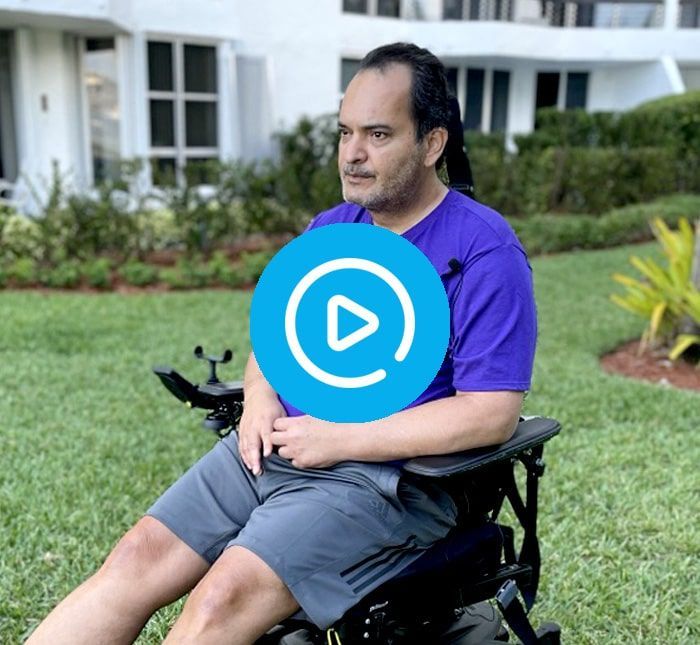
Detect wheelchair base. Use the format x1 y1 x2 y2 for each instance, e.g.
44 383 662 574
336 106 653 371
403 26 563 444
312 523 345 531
261 599 561 644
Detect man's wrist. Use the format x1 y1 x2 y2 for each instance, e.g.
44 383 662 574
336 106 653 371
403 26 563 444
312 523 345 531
244 381 279 405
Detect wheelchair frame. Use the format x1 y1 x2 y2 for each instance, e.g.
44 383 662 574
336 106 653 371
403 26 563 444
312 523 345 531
153 349 562 644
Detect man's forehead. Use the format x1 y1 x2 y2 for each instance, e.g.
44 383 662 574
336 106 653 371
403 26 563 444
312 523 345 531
339 64 412 123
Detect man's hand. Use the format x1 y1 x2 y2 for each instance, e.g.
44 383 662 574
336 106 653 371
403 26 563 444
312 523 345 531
270 416 343 469
238 392 286 476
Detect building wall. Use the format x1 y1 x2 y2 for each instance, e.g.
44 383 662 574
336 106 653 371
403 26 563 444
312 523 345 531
588 59 684 112
0 0 699 205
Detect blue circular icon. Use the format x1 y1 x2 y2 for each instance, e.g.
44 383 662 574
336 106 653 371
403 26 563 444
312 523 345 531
250 223 449 422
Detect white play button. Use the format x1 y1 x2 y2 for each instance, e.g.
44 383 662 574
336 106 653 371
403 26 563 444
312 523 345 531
327 294 379 352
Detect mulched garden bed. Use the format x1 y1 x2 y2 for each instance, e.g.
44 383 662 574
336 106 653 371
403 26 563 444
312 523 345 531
601 339 700 392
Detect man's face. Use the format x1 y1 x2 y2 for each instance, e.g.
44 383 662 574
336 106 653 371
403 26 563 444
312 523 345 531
338 64 428 214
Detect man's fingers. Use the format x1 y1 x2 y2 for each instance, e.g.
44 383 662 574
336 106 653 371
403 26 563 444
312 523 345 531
269 430 288 446
272 416 290 431
240 432 262 475
262 433 273 457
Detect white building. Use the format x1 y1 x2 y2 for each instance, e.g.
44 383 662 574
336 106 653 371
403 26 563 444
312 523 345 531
0 0 698 206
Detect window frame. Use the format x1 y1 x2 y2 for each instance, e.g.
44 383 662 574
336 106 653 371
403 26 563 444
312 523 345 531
342 0 403 18
146 36 220 185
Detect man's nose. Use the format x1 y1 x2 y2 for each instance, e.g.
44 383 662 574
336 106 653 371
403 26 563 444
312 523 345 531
342 134 368 164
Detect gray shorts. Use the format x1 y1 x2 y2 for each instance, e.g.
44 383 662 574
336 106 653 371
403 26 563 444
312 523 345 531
146 431 457 628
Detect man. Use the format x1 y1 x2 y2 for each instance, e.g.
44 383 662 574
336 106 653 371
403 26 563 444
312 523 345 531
28 43 536 644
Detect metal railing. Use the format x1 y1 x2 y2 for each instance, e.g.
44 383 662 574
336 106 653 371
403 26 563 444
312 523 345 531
443 0 670 28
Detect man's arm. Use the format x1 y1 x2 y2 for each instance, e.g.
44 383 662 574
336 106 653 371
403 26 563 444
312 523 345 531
270 390 523 469
243 352 277 402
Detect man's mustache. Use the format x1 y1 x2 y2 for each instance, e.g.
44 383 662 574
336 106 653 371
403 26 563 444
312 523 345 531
342 165 374 178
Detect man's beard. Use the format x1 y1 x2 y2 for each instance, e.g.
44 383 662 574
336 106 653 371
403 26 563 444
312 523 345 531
342 152 424 216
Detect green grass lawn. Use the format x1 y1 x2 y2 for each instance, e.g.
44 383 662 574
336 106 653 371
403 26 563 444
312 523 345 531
1 243 698 643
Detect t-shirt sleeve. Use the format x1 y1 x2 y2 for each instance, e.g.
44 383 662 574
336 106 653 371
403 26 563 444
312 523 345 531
302 215 320 233
450 243 537 392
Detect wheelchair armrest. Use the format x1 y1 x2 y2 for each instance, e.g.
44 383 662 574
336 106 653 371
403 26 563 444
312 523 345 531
402 416 560 478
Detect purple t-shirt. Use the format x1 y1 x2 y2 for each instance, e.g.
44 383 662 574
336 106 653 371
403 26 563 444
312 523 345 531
279 189 537 418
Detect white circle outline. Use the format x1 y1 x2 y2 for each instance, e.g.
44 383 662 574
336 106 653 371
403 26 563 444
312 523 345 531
284 258 415 389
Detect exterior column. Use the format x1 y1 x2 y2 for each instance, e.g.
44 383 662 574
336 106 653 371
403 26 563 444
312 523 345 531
664 0 680 30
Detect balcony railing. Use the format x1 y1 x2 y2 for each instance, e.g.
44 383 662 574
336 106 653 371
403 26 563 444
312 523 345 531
443 0 671 28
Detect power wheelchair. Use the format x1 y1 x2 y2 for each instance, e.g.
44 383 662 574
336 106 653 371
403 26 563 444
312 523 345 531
154 347 562 644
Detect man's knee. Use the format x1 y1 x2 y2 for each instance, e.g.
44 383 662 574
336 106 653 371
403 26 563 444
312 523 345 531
99 516 179 579
185 546 298 627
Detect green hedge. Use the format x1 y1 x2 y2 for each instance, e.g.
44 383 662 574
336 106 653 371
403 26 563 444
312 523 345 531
469 91 700 216
515 90 700 152
470 146 698 216
509 194 700 255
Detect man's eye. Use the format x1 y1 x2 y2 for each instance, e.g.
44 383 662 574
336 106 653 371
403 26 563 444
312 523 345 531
339 130 350 138
372 131 387 140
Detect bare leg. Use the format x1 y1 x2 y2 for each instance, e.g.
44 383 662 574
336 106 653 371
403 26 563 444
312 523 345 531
26 517 210 645
164 545 299 645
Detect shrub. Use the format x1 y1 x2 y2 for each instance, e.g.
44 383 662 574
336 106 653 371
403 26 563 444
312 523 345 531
159 257 215 290
480 146 687 217
156 185 232 256
611 217 700 362
468 147 509 213
274 114 342 216
520 91 700 153
510 194 700 255
159 266 190 290
517 108 619 151
238 250 274 285
464 131 506 153
5 257 38 287
0 212 43 262
133 208 183 255
118 261 159 287
40 261 81 289
558 147 678 214
209 251 244 288
81 258 113 289
26 161 144 264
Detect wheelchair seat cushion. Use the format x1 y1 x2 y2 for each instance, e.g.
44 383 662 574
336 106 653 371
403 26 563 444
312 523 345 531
392 521 504 584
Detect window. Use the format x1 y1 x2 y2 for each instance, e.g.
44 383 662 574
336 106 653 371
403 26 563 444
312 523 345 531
343 0 368 12
83 38 120 183
443 0 464 19
343 0 401 17
0 31 17 183
535 70 588 126
565 72 588 109
680 0 700 27
575 2 595 26
445 67 459 98
340 58 362 92
445 65 509 134
378 0 401 16
147 40 218 185
464 68 485 131
535 72 560 127
490 70 510 133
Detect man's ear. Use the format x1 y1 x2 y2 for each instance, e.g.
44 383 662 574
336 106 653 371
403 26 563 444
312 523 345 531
423 127 448 168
